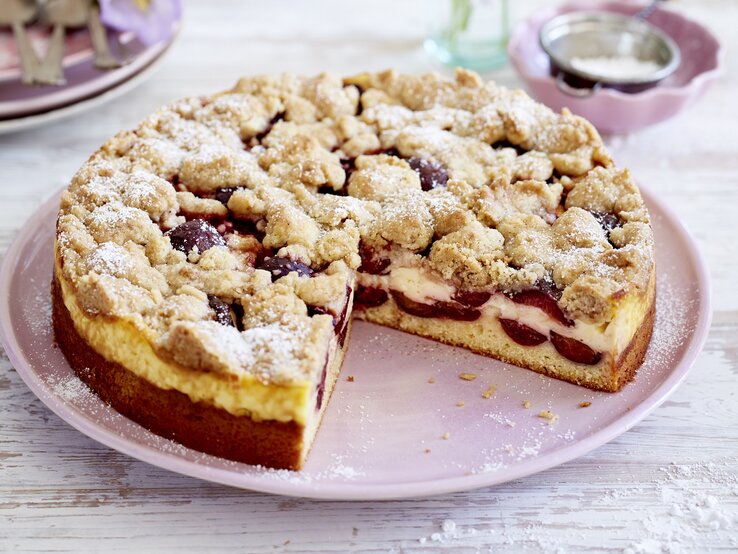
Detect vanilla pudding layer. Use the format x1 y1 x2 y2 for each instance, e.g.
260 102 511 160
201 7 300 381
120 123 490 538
54 254 343 427
356 261 655 391
360 266 646 355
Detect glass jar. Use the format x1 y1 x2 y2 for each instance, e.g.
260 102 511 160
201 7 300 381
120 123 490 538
424 0 510 72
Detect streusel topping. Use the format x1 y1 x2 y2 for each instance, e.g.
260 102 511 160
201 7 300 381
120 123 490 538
56 69 655 383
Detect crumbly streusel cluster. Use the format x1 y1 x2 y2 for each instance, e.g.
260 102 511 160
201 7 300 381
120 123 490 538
55 69 654 382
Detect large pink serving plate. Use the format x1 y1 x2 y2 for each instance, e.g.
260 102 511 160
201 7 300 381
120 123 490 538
0 185 710 500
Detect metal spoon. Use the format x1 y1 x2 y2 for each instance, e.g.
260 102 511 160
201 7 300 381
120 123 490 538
615 0 668 58
635 0 667 22
37 0 90 85
0 0 41 84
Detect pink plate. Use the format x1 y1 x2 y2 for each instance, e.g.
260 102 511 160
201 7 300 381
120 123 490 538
508 1 724 134
0 25 178 120
0 27 134 82
0 185 711 500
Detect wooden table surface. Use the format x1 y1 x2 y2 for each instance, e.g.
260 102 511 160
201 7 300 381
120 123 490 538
1 1 736 552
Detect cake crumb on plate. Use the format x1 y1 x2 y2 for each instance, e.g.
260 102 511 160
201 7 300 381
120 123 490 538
482 385 497 399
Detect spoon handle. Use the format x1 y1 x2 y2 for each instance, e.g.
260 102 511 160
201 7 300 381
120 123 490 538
37 23 66 85
635 0 666 22
88 4 121 69
11 21 41 85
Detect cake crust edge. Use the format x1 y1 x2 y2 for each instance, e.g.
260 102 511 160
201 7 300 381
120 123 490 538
52 272 319 470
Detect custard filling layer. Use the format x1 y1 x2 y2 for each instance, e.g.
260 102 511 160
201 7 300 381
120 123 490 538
56 257 316 425
359 264 652 357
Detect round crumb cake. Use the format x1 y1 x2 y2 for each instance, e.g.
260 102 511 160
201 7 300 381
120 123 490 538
53 69 656 470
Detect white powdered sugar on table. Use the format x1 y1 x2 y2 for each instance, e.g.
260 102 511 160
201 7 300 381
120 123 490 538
620 459 738 553
410 458 737 552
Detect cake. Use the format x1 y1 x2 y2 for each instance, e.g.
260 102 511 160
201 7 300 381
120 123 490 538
52 69 656 470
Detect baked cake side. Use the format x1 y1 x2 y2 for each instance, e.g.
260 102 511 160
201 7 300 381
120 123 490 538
53 69 656 469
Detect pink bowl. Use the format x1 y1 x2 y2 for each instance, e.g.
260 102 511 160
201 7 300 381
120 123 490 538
508 1 724 134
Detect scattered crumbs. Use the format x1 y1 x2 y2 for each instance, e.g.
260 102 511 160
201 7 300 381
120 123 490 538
347 375 354 382
459 372 477 381
424 448 431 454
482 385 497 399
523 400 531 409
428 377 435 384
456 400 465 407
538 410 559 425
283 540 290 546
579 401 592 408
442 432 451 440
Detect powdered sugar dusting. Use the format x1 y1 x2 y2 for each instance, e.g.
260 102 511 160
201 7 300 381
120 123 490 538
619 458 738 553
84 242 131 276
45 374 96 403
87 202 142 227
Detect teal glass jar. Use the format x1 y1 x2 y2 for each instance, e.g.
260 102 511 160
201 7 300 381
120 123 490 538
424 0 510 71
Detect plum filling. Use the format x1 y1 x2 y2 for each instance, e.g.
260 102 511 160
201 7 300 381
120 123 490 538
374 147 400 158
213 218 266 244
390 290 480 322
367 149 448 191
335 286 352 347
407 157 448 191
309 286 352 347
257 256 313 281
491 139 526 156
208 295 236 327
364 279 602 364
358 243 390 275
453 290 492 307
214 187 237 206
592 212 620 233
592 211 622 247
510 288 572 327
340 157 356 181
550 332 602 365
166 219 225 255
254 111 285 142
354 285 389 308
499 318 547 346
315 350 330 411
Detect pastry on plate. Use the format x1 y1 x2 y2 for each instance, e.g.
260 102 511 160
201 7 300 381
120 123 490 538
52 69 656 469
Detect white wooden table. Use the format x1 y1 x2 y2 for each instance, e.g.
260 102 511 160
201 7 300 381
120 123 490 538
1 1 737 552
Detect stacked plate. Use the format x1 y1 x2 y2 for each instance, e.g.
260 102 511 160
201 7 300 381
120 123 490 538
0 20 179 134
